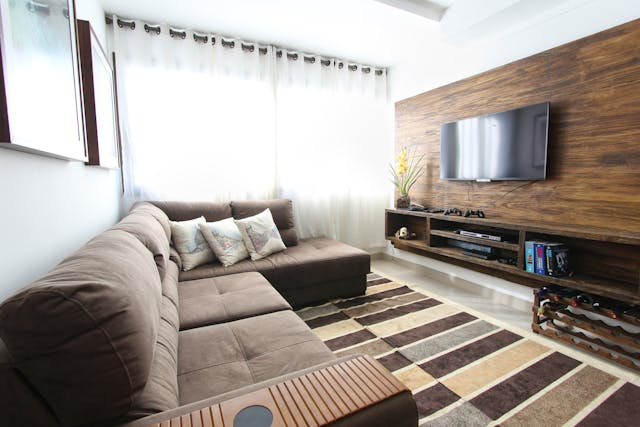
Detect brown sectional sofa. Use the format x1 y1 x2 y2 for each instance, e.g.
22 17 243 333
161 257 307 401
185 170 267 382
0 199 418 426
149 199 371 308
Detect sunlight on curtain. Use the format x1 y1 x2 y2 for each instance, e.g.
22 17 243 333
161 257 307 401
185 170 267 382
276 88 392 249
276 51 392 249
110 19 392 249
121 67 275 201
111 21 276 203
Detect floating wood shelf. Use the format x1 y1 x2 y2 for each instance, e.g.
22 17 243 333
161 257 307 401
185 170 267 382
386 209 640 304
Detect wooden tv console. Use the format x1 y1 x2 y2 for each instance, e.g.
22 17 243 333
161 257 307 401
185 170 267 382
385 209 640 304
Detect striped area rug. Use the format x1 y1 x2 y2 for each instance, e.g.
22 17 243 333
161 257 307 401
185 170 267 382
295 273 640 426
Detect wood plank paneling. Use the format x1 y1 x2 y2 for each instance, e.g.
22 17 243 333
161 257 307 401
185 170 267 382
395 19 640 232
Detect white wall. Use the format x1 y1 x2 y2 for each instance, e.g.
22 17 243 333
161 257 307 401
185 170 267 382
0 0 122 300
390 0 640 101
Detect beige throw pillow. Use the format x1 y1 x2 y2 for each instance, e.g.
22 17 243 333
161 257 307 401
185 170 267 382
198 218 249 267
235 208 286 261
170 216 215 271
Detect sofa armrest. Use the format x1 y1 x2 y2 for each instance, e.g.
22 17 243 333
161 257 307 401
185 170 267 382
119 354 417 427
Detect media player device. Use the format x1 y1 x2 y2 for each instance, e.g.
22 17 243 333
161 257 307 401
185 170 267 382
457 230 503 242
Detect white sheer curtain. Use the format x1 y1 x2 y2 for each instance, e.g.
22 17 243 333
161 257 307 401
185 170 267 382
109 19 392 250
275 51 392 249
111 21 277 203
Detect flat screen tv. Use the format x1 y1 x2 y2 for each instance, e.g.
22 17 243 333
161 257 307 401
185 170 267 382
440 101 549 181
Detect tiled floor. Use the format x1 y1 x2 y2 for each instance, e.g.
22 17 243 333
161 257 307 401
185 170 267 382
371 254 533 331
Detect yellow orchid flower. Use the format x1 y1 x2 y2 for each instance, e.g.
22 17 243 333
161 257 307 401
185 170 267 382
388 146 425 199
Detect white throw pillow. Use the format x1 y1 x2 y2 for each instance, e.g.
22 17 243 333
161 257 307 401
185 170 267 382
235 209 286 261
198 218 249 267
170 216 215 271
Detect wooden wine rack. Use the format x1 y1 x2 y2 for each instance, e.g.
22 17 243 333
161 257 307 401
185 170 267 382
532 289 640 372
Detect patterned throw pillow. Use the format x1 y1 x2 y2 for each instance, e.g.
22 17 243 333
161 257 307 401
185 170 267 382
198 218 249 267
170 216 215 271
235 209 286 261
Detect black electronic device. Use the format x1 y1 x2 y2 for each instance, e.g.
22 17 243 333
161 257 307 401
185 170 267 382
440 101 550 181
464 209 485 218
444 207 462 216
409 203 425 211
445 239 495 255
463 250 496 260
425 207 445 213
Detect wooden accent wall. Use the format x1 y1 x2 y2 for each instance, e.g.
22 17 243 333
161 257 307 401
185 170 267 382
396 19 640 232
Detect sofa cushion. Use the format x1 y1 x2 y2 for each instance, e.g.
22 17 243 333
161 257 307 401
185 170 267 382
171 216 216 271
177 310 335 405
124 261 181 421
112 211 171 280
130 201 172 241
0 230 162 426
151 201 232 222
179 237 370 291
235 208 286 260
198 218 249 266
178 272 291 330
231 199 298 247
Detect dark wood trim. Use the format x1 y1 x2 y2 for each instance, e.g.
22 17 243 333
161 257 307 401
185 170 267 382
0 42 10 143
77 20 99 166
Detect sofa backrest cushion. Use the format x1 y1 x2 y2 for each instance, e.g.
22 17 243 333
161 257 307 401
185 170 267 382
112 211 171 280
0 230 162 426
149 201 232 223
130 201 172 241
124 261 180 420
232 199 298 247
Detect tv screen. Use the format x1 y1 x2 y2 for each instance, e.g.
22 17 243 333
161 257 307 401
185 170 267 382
440 101 549 181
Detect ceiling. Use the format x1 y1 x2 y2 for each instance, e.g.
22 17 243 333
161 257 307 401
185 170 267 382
99 0 450 67
99 0 596 68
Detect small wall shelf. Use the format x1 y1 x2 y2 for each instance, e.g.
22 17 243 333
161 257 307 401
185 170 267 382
385 208 640 304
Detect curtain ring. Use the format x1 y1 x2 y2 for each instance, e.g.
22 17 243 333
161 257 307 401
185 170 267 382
144 24 160 35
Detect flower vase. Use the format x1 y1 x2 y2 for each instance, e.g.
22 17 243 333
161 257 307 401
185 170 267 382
396 194 411 209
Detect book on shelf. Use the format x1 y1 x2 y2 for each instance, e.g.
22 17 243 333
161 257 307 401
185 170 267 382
534 243 547 275
546 243 570 277
525 241 536 273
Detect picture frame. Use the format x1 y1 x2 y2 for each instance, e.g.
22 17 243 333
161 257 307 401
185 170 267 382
77 19 120 168
0 0 87 161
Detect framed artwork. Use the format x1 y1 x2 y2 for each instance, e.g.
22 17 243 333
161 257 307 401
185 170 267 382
77 19 120 168
0 0 86 160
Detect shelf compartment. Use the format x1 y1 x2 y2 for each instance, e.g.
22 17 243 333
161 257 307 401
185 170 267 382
430 229 519 251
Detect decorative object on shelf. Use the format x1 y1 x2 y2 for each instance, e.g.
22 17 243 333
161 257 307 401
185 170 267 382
77 19 121 168
0 0 86 160
394 226 416 240
389 146 425 208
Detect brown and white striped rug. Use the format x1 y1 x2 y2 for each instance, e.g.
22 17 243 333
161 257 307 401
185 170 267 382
295 273 640 426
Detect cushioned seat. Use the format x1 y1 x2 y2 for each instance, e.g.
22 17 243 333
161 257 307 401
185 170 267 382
178 272 291 330
178 237 370 305
177 310 335 405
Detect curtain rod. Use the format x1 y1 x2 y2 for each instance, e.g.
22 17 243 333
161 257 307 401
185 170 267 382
105 16 385 76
